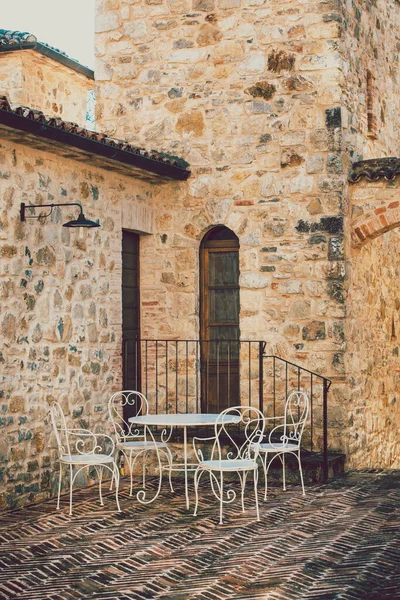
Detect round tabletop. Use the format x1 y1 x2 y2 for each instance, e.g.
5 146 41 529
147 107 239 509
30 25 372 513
128 413 240 427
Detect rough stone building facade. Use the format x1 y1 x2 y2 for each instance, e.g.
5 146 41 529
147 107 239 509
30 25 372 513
0 30 94 128
0 0 399 510
0 33 189 509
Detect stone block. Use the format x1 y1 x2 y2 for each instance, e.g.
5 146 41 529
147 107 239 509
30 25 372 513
95 12 119 33
10 396 25 413
289 299 311 319
193 0 214 9
96 60 114 81
300 53 342 71
268 49 295 72
260 174 284 198
279 280 303 294
218 0 241 7
176 110 205 137
306 155 325 174
167 49 208 63
239 273 269 289
302 321 326 340
124 21 148 42
238 53 266 75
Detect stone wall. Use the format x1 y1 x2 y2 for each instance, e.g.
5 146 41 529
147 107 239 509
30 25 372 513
0 50 93 127
341 0 400 160
346 177 400 468
0 135 173 510
346 178 400 468
341 1 400 468
95 0 347 399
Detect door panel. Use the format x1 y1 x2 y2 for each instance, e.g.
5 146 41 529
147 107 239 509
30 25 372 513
209 289 240 323
200 229 240 413
208 251 239 285
122 231 140 419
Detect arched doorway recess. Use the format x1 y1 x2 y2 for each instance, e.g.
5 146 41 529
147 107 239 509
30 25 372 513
200 226 240 412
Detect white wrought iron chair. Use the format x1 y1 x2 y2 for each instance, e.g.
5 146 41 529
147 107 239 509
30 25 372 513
108 390 174 499
49 401 121 516
193 406 265 524
259 390 309 499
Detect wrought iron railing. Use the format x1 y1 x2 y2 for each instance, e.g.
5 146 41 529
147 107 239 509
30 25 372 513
123 338 332 480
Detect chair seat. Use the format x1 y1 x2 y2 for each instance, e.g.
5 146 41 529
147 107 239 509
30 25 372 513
259 442 299 452
117 440 168 449
198 459 258 472
60 453 114 464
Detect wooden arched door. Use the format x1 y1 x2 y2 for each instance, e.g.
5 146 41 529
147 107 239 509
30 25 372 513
200 226 240 412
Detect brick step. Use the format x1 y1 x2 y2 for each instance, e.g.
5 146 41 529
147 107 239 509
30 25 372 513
263 450 346 484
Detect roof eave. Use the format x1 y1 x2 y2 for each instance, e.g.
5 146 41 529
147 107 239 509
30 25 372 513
0 108 191 181
0 42 94 79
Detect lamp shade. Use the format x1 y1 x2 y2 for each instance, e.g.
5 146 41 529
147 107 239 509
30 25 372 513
63 212 100 228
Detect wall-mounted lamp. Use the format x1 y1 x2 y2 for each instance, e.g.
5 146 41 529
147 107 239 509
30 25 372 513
20 202 100 228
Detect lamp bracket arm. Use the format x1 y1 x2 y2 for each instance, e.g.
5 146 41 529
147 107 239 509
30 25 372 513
20 202 83 222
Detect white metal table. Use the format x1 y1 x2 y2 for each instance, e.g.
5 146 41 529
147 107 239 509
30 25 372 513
128 413 239 508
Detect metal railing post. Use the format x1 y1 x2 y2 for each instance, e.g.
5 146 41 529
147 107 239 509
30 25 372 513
258 341 264 413
323 378 329 483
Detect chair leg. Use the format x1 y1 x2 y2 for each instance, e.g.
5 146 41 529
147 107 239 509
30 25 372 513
193 468 202 516
110 450 119 491
98 467 104 506
57 463 62 510
263 453 277 501
254 468 260 522
114 464 121 512
282 453 286 491
297 450 306 496
263 453 269 501
142 451 146 488
164 447 174 493
239 471 247 513
129 452 134 497
219 472 224 525
69 464 74 516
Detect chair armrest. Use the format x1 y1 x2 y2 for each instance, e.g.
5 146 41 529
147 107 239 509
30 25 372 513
267 423 290 448
67 429 115 456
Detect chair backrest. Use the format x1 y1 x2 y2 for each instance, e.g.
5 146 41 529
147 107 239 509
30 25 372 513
108 390 149 443
281 390 309 445
210 405 265 463
49 401 71 459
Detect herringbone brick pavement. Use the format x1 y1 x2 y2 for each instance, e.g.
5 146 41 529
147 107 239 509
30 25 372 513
0 471 398 600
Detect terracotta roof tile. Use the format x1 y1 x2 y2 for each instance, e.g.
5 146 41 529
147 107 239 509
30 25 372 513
0 95 190 180
0 29 36 46
348 157 400 183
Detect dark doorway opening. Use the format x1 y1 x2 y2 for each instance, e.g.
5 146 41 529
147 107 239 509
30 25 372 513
200 226 240 413
122 230 141 419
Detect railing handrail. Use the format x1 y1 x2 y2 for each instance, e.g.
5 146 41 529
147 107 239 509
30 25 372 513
132 338 265 343
263 354 332 389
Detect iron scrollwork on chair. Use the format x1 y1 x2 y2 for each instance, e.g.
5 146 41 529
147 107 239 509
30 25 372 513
192 406 265 524
258 390 309 499
49 401 121 516
108 390 174 503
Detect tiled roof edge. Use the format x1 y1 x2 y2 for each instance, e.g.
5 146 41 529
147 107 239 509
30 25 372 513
348 157 400 184
0 95 191 181
0 29 94 79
